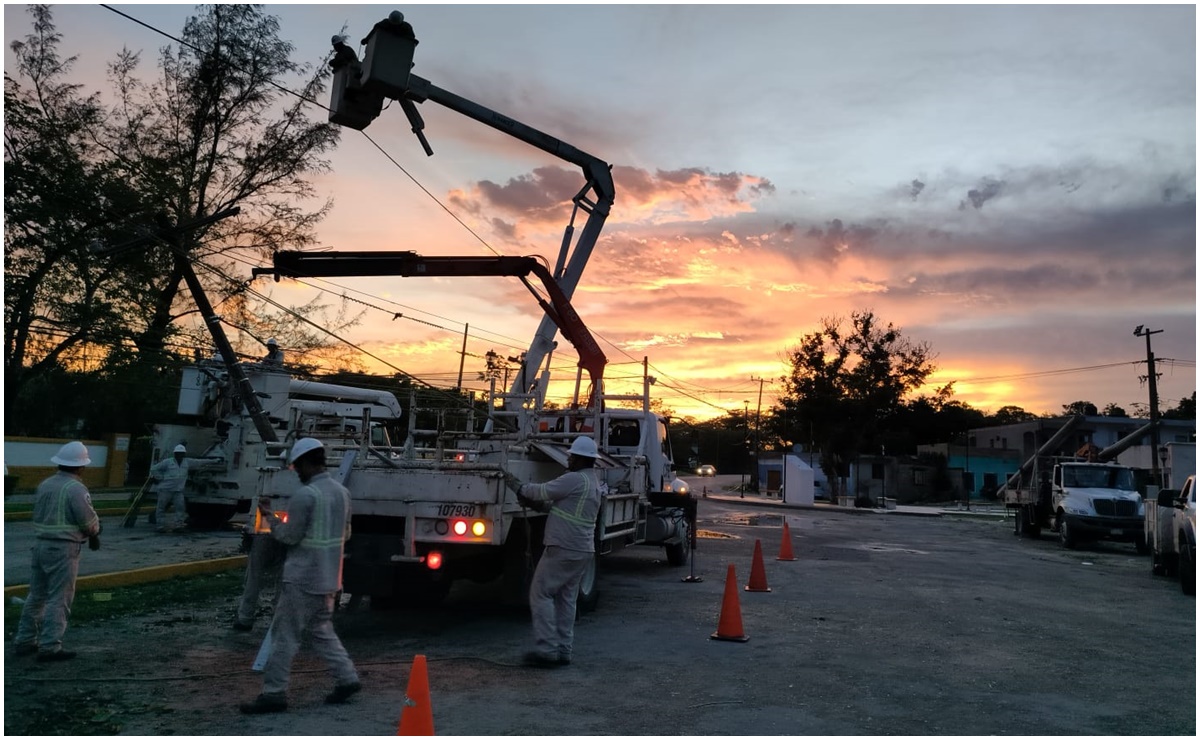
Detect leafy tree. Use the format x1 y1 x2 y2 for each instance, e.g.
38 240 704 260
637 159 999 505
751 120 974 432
990 405 1038 425
4 5 363 434
1163 392 1196 421
95 4 346 362
4 5 152 420
772 310 936 497
1102 403 1128 418
1062 400 1099 416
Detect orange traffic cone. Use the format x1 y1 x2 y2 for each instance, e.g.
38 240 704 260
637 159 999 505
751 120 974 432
745 539 771 592
711 564 749 642
777 520 797 561
397 654 434 735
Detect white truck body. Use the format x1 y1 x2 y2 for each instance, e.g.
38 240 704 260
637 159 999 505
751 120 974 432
1146 475 1197 595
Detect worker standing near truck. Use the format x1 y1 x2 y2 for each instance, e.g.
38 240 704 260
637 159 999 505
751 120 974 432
150 444 191 533
507 436 602 668
12 441 102 662
240 438 360 714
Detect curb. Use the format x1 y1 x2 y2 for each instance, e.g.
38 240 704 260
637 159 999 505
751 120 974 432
4 555 248 600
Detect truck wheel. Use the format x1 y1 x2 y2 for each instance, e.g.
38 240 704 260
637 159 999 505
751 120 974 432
665 537 689 566
575 552 599 617
1180 545 1195 596
185 502 236 530
1059 516 1078 550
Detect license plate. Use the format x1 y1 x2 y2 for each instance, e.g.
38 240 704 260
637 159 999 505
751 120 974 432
1111 529 1123 536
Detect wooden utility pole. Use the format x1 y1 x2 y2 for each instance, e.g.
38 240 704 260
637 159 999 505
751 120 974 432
456 323 469 389
1134 325 1164 487
750 376 765 491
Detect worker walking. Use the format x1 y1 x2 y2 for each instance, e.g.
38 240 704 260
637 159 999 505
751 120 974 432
506 436 602 668
150 444 191 533
240 438 360 714
12 441 102 662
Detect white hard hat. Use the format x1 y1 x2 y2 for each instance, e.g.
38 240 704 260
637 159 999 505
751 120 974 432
288 437 324 464
50 441 91 467
567 436 599 458
173 444 187 454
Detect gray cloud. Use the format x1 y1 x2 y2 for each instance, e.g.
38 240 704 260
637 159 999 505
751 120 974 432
960 177 1005 210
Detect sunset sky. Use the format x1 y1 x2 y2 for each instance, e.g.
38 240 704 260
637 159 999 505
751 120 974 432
5 4 1196 422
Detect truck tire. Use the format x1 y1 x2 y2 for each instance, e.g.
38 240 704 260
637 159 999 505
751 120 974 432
1020 508 1041 539
185 502 236 530
665 539 688 566
1180 544 1195 596
1059 515 1078 550
575 552 599 617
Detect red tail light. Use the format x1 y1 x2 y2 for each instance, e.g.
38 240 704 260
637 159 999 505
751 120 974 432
425 551 443 570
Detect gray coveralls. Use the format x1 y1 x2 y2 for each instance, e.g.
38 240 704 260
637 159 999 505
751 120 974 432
260 471 359 696
14 472 101 653
150 456 190 531
519 468 601 661
235 531 286 626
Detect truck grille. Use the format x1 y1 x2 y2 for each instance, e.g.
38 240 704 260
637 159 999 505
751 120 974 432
1093 499 1136 517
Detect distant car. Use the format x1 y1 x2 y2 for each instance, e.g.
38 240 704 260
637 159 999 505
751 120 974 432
696 464 717 477
814 480 830 501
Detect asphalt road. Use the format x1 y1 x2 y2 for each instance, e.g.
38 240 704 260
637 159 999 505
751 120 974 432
4 479 1195 736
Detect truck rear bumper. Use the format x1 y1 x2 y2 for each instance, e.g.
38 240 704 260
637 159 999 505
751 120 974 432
1064 514 1144 541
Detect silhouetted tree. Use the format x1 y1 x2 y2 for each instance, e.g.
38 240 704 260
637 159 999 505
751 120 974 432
1062 400 1099 416
772 310 936 498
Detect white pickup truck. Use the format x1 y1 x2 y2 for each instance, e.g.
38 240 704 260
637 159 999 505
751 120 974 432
1146 474 1196 596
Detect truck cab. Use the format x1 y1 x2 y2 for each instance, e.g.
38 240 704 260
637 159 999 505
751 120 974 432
1053 461 1147 552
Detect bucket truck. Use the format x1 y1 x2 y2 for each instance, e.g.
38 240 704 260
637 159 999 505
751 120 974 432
155 10 692 608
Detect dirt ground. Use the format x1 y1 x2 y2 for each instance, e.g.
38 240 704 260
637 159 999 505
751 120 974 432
4 497 1196 736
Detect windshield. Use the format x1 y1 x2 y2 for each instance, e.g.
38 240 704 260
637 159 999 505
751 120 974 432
1061 465 1136 491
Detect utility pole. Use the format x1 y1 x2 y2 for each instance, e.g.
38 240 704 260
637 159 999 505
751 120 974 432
750 376 765 492
456 323 469 389
1134 325 1164 488
740 400 749 497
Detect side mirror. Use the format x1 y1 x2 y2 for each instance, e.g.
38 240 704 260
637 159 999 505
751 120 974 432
1157 489 1180 507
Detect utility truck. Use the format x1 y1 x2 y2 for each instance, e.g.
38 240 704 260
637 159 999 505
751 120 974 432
152 10 693 609
1146 475 1196 595
1005 415 1149 552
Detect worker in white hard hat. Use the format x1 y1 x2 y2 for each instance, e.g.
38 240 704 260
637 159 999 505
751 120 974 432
149 443 191 533
12 441 101 661
504 435 602 668
263 337 284 366
240 437 360 714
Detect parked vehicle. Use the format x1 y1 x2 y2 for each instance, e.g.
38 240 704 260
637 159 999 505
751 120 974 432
1004 415 1148 552
1147 475 1196 595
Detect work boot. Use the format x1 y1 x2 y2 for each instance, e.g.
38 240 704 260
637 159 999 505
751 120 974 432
13 643 37 657
324 681 362 705
555 652 572 666
521 651 562 668
231 619 253 632
37 650 76 662
239 693 287 714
